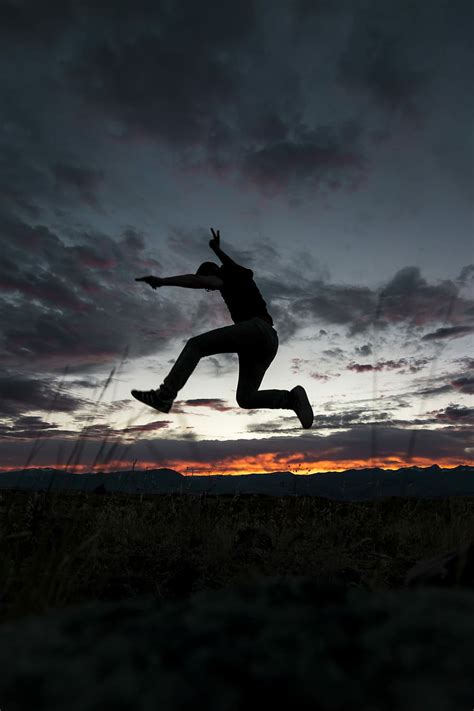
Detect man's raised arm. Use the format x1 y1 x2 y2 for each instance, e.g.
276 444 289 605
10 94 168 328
209 228 238 267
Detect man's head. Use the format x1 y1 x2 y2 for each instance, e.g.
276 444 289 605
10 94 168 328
196 261 221 277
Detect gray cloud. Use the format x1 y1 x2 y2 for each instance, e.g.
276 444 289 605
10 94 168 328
355 343 372 357
406 368 474 399
65 3 257 146
0 211 471 406
451 376 474 395
379 266 452 314
322 347 345 359
182 399 235 413
292 283 375 334
415 383 457 398
51 163 105 209
458 264 474 287
0 0 471 474
454 357 474 370
0 0 471 220
309 372 334 382
434 405 474 425
0 212 197 377
421 325 474 341
121 419 171 433
0 0 76 45
289 266 474 338
239 122 366 198
337 5 428 116
0 373 83 418
347 357 431 373
0 423 470 472
48 2 368 200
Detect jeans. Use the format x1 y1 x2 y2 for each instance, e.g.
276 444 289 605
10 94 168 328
159 317 294 410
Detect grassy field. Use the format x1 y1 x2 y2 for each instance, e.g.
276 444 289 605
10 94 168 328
1 487 473 623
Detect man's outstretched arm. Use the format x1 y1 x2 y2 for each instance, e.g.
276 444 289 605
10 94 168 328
135 274 222 289
209 228 239 267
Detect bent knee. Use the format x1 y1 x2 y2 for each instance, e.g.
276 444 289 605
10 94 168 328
236 391 256 409
185 335 202 352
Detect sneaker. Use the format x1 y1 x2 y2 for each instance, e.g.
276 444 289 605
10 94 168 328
291 386 313 429
131 389 173 413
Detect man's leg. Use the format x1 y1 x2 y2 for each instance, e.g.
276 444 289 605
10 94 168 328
158 320 262 402
235 320 314 426
236 355 314 427
236 352 293 410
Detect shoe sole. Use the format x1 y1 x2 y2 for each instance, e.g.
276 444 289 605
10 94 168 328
131 390 172 413
292 386 313 428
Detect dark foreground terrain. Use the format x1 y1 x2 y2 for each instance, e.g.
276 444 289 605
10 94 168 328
1 489 473 709
1 579 473 711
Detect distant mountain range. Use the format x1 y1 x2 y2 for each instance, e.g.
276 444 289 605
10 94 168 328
0 465 472 501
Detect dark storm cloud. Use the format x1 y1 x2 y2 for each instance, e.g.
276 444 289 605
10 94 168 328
0 212 211 377
0 208 471 413
38 1 367 199
166 227 213 264
410 367 474 398
337 5 428 116
434 405 474 425
52 377 95 389
246 407 431 435
239 123 366 198
0 1 197 47
355 343 372 357
51 163 105 209
0 2 261 223
0 145 51 220
0 374 82 418
421 325 474 341
1 423 471 471
122 420 171 433
403 359 431 374
458 265 474 287
291 283 375 336
415 383 456 398
322 347 345 359
335 0 473 122
0 0 75 45
0 185 40 220
289 266 474 337
251 407 389 432
454 357 474 370
134 422 469 467
376 267 458 322
183 399 234 412
1 0 471 211
65 2 256 146
451 376 474 395
291 0 343 22
347 357 430 373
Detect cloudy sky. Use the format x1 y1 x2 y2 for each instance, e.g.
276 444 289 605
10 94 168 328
0 0 472 475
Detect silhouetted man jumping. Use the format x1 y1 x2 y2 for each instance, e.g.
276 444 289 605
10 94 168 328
131 228 313 428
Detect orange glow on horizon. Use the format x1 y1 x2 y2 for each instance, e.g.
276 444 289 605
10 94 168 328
2 454 472 475
130 455 473 476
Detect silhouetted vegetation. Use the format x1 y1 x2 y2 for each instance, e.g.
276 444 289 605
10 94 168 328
1 487 473 623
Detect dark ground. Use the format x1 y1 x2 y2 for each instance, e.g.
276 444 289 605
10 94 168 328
1 489 473 710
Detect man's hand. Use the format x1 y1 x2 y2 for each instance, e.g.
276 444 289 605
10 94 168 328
209 227 220 251
135 276 163 289
208 227 238 267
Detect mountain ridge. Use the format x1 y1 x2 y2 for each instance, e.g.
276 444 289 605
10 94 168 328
0 465 472 500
